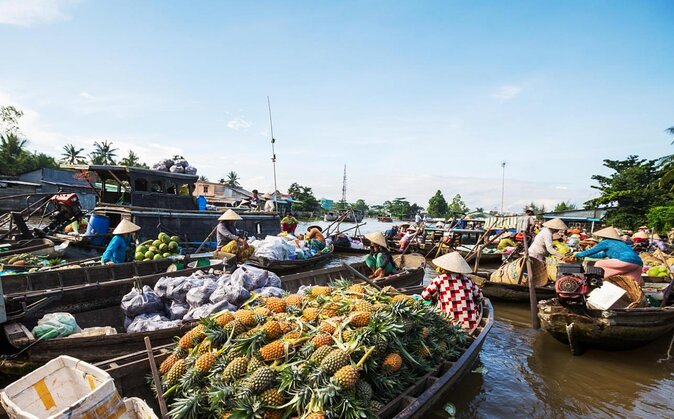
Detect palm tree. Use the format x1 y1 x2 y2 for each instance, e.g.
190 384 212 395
225 171 240 187
218 178 225 184
60 144 86 164
119 150 143 167
0 132 28 173
198 175 208 182
90 140 117 165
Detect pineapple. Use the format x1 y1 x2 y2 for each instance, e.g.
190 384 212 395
421 326 430 339
254 306 272 317
332 365 359 390
222 357 248 382
310 345 333 363
370 400 385 412
260 388 285 407
159 354 179 375
247 356 265 373
215 311 234 327
262 321 283 340
418 345 431 359
391 294 412 305
265 297 286 314
283 330 302 340
302 307 319 322
306 413 326 419
235 309 257 327
196 338 212 356
164 358 186 386
263 411 282 419
195 351 218 375
284 294 303 307
349 311 370 327
260 340 285 361
310 286 331 297
352 298 373 312
318 320 336 334
319 349 350 374
355 380 373 402
245 366 276 393
382 353 403 374
310 333 333 348
347 283 366 294
223 320 246 337
177 326 204 351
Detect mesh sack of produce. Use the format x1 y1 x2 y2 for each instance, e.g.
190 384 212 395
166 276 206 304
231 265 271 290
209 280 251 305
32 313 81 340
605 275 648 308
120 285 164 317
186 279 219 308
252 286 285 298
167 301 190 321
126 313 181 333
183 300 235 321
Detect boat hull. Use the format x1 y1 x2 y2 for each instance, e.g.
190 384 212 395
538 299 674 354
245 249 334 274
473 278 556 303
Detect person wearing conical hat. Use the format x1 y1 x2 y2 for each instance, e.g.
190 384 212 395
574 226 643 284
528 218 569 261
364 231 396 279
102 219 140 265
217 209 254 262
421 252 484 331
262 193 275 212
651 233 667 251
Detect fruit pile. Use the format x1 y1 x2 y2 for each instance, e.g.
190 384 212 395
158 281 469 419
640 253 674 278
136 232 181 261
0 254 62 267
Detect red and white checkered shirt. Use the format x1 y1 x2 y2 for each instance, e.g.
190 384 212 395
421 273 484 330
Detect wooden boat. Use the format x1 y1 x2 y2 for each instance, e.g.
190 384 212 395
0 259 425 371
91 295 493 418
0 238 62 260
378 216 393 222
331 235 370 254
1 258 185 323
456 245 504 265
537 299 674 355
472 276 556 303
246 247 334 274
323 210 364 223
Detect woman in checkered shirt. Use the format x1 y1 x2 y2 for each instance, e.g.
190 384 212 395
422 252 484 331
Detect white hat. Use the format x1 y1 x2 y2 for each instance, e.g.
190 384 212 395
112 219 140 235
435 221 444 228
365 231 388 249
262 193 272 199
542 218 567 231
432 252 472 274
653 234 662 240
218 209 242 221
593 226 621 240
632 231 649 239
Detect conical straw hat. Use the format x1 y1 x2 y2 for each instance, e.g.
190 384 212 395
542 218 567 231
218 209 242 221
652 234 662 240
632 231 649 239
364 231 388 249
593 227 621 240
432 252 472 274
112 219 140 235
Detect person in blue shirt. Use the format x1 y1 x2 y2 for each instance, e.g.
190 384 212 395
574 226 643 284
102 219 140 265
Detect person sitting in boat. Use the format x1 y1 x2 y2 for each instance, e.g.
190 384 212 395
497 232 517 251
399 226 417 252
528 218 568 261
364 231 396 279
574 227 644 285
217 209 254 261
421 252 483 331
651 234 668 251
384 225 399 240
305 225 326 252
102 219 140 265
281 212 299 234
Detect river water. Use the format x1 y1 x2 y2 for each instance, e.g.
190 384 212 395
300 218 674 418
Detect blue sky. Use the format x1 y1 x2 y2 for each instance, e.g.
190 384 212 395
0 0 672 212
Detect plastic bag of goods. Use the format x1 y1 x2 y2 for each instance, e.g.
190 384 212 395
169 165 185 173
126 313 181 333
174 158 189 168
32 313 81 340
167 301 190 321
184 300 236 321
184 165 197 175
186 279 218 308
252 286 285 298
231 265 272 290
210 280 251 305
153 275 176 299
166 276 205 303
252 236 290 260
120 285 163 317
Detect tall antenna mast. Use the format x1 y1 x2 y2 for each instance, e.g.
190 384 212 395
267 96 278 211
341 164 347 203
500 161 507 215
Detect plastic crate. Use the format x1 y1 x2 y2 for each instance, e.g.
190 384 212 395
0 355 129 419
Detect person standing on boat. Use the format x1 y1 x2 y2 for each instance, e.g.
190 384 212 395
421 252 483 331
516 208 537 241
528 218 568 261
364 232 396 279
281 212 299 234
102 219 140 265
262 193 275 212
250 189 262 208
574 227 644 284
305 225 326 252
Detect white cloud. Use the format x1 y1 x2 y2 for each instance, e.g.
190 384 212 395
492 85 523 102
0 0 77 27
227 117 251 131
79 91 94 100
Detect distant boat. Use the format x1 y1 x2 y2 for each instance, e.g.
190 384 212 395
323 210 363 223
377 215 393 222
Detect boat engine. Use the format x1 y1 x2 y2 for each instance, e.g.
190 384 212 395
555 276 589 305
41 193 84 235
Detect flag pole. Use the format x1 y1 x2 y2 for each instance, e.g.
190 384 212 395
267 96 278 211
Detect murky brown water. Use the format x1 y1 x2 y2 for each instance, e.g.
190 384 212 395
317 220 674 418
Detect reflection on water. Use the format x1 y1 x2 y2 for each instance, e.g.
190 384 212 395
304 219 674 417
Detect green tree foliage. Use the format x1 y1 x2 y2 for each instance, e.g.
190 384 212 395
288 182 320 212
447 194 469 217
60 144 86 164
647 206 674 234
586 155 669 229
523 202 546 215
658 126 674 190
119 150 148 168
553 201 577 212
383 198 412 219
334 199 349 211
225 171 240 187
218 178 225 184
352 199 368 213
89 140 117 165
0 133 57 176
0 105 23 134
198 175 208 182
368 204 384 217
427 190 448 218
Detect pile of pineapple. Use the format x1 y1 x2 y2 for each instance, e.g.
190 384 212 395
158 280 469 419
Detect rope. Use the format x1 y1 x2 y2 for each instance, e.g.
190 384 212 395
657 330 674 363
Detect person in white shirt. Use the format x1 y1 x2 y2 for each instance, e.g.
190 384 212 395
516 208 536 239
262 193 275 212
528 218 568 261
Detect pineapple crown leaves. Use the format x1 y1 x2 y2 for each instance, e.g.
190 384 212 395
167 390 208 419
207 379 236 412
229 394 266 419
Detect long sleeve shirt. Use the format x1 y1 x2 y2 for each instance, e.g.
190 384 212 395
528 228 564 259
575 239 643 266
102 235 130 264
217 222 239 247
421 273 484 330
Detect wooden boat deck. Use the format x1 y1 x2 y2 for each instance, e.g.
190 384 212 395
245 248 334 274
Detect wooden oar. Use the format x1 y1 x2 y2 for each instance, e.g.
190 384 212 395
341 260 382 290
144 336 169 417
194 224 219 254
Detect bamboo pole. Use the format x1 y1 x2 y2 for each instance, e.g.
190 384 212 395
144 336 169 417
522 233 540 328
